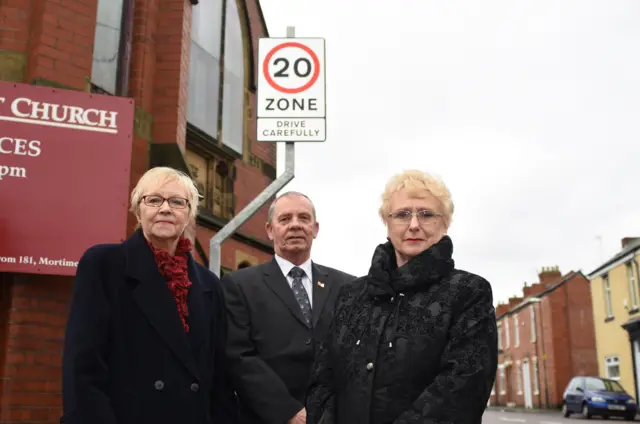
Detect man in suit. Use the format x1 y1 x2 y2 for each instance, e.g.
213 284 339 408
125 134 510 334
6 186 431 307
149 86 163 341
221 191 355 424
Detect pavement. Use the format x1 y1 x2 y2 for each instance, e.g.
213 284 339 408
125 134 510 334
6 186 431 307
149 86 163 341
483 408 636 423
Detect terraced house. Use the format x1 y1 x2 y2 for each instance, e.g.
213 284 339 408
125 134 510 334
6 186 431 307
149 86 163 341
490 267 598 409
589 237 640 401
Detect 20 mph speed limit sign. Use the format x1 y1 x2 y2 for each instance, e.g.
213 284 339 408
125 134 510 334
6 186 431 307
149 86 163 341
257 38 326 142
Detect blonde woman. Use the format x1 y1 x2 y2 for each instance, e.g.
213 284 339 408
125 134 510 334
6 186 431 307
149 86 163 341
61 167 236 424
306 170 497 424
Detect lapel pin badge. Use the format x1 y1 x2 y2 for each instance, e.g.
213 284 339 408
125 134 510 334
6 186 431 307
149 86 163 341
317 281 325 288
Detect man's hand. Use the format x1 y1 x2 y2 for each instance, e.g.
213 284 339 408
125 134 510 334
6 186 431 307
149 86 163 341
287 408 306 424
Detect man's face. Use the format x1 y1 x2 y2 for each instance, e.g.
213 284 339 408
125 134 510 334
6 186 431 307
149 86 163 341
266 195 319 261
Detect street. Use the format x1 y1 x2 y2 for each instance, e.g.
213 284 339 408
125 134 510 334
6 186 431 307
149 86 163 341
483 409 636 423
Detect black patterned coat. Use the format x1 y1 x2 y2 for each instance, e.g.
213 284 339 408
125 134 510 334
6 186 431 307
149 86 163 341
306 236 498 424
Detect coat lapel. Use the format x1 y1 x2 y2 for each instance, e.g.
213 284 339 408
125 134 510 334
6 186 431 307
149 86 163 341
263 258 308 327
186 258 209 355
123 230 200 380
311 263 330 327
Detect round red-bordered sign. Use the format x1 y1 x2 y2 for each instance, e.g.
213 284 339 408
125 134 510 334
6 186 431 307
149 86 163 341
263 42 321 94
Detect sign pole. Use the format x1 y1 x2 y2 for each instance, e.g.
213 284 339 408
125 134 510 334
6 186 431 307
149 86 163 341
208 27 297 278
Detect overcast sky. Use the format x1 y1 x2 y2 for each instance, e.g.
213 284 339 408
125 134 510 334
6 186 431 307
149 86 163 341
259 0 640 305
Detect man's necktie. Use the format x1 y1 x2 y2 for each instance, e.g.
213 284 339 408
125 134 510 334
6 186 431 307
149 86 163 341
289 266 312 327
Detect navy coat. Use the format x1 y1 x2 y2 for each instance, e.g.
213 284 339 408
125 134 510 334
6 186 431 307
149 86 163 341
61 229 237 424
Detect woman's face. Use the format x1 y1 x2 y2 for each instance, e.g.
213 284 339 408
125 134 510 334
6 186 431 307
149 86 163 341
138 179 191 244
386 188 448 267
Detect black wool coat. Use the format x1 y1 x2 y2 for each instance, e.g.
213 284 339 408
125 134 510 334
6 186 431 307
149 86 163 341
61 229 237 424
306 236 498 424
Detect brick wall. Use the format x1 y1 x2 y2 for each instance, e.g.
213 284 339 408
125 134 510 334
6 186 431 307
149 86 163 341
0 275 73 423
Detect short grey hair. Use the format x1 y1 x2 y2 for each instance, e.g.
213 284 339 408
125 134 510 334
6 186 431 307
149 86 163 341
130 166 200 221
267 191 316 223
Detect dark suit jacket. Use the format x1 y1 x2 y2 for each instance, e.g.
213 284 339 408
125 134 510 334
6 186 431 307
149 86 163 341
61 229 236 424
220 258 354 424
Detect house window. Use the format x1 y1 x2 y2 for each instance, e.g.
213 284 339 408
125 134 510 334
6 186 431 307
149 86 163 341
505 318 510 348
603 275 614 318
497 323 503 350
627 263 638 310
184 147 235 220
530 305 537 342
514 314 520 347
499 367 506 395
533 359 540 394
605 356 620 380
188 0 246 154
92 0 125 93
516 363 523 394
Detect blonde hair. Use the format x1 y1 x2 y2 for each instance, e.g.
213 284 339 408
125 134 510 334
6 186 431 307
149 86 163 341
129 167 200 221
379 170 454 225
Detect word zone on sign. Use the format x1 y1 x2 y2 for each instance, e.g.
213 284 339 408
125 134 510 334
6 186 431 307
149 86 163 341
256 38 326 142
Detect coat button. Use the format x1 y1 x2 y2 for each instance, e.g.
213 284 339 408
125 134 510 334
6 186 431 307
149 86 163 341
366 362 374 371
305 338 312 345
190 382 200 392
154 380 164 390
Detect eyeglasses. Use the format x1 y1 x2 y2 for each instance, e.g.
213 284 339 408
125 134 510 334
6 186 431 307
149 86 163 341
141 195 190 209
388 209 443 225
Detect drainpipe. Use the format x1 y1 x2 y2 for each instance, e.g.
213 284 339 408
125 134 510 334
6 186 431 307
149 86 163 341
632 255 640 400
115 0 135 97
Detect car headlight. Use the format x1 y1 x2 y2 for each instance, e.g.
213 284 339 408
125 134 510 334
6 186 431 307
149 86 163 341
627 399 636 404
591 396 605 402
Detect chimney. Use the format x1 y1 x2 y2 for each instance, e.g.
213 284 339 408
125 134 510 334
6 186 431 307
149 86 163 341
538 266 561 286
496 303 510 318
622 237 640 249
508 296 523 309
524 282 545 298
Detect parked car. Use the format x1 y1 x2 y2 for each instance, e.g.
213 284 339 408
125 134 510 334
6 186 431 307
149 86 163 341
562 376 637 420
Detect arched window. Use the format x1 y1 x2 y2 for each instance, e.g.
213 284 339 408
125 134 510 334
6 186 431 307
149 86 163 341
91 0 125 93
188 0 224 138
221 0 245 154
188 0 246 155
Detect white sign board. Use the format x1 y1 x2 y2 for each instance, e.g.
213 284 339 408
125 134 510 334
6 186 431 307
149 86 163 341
257 37 326 142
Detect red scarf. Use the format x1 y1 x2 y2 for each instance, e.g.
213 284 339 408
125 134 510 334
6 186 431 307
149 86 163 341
148 237 193 333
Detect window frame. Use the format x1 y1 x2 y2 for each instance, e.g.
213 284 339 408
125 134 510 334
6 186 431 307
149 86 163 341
187 0 248 158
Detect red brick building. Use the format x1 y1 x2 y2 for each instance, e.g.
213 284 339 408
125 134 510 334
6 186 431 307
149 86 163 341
489 267 598 410
0 0 275 422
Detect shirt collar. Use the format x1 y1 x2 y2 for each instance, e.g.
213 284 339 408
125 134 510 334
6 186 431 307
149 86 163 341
275 254 313 280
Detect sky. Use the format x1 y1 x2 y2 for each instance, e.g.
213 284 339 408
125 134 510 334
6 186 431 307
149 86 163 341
259 0 640 305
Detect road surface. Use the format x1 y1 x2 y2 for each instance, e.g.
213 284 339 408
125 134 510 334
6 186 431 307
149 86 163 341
483 409 635 423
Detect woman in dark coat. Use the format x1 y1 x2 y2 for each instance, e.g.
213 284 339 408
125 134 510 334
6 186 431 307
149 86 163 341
306 170 498 424
61 166 237 424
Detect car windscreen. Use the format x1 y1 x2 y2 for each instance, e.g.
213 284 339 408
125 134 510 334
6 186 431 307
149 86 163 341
584 377 626 393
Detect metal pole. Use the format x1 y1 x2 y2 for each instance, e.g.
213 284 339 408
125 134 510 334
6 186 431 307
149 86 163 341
209 27 297 277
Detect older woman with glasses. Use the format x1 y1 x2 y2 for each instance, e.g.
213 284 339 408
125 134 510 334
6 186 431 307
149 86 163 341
61 167 237 424
306 170 498 424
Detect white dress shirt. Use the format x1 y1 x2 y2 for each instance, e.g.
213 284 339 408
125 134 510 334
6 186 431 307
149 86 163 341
274 254 314 306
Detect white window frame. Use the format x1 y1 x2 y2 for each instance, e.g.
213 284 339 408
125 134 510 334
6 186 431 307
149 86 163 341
533 358 540 394
604 275 614 318
627 263 639 310
505 317 510 348
516 361 523 395
530 305 536 342
497 322 503 350
499 366 506 395
514 314 520 347
605 356 621 380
